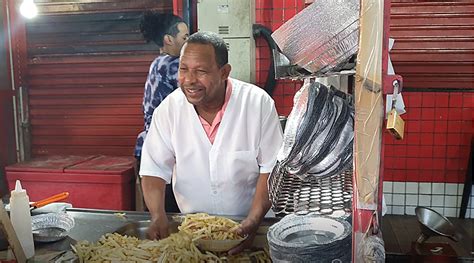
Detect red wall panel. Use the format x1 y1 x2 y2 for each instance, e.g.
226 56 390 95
6 0 471 185
15 1 173 157
267 1 473 184
384 92 473 183
381 1 474 183
390 1 474 89
255 0 305 116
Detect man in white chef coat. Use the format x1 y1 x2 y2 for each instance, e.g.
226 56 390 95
139 31 283 254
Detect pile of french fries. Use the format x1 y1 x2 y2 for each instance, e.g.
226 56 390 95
72 213 271 262
178 213 243 241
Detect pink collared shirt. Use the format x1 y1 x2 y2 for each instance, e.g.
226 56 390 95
198 80 232 144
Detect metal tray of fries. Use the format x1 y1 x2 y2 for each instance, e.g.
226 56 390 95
32 209 279 262
72 214 271 262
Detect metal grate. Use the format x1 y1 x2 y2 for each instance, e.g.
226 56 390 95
269 166 353 218
218 25 230 34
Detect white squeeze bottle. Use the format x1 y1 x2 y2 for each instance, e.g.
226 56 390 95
9 180 35 259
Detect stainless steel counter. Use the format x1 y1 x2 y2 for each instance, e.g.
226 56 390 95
63 208 153 242
32 208 155 259
32 208 279 261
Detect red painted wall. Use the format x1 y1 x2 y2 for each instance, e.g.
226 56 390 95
254 0 305 116
255 0 473 185
383 93 473 184
383 2 474 184
4 0 471 187
6 1 173 157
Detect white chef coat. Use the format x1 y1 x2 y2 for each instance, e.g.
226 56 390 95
140 78 283 216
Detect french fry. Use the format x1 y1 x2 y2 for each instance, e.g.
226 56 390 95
72 213 272 262
178 213 243 241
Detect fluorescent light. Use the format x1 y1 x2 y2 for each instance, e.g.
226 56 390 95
20 0 38 19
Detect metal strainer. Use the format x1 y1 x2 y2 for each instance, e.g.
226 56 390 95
31 212 75 242
415 206 459 244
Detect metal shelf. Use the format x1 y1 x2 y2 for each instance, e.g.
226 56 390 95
273 50 356 80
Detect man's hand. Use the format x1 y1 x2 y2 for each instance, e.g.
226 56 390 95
141 176 169 240
228 217 260 255
228 173 271 255
147 215 170 240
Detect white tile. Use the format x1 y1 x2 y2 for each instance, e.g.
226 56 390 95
471 209 474 219
432 183 445 195
392 206 405 215
419 183 432 194
393 182 406 194
444 208 457 217
383 181 393 194
392 194 405 205
406 182 418 194
445 183 458 195
432 207 444 215
457 196 463 206
406 194 418 206
432 195 444 206
386 205 393 215
457 184 464 195
469 196 473 209
385 193 393 205
419 195 431 206
405 206 416 215
444 196 458 207
465 209 470 219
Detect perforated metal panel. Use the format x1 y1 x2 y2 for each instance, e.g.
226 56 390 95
269 168 353 219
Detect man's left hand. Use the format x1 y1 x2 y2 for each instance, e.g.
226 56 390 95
228 217 260 255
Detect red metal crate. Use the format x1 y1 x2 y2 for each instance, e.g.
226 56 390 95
5 155 136 211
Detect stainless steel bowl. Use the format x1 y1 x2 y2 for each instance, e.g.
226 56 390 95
415 206 459 244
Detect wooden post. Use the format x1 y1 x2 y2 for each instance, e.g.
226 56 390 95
0 199 27 263
352 0 386 261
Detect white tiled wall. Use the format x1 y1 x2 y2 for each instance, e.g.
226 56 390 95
383 182 473 218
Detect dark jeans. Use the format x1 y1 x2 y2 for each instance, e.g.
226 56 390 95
136 157 180 213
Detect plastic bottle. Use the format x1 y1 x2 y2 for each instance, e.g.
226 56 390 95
9 180 35 259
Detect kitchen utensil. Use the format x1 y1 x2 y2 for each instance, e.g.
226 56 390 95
31 212 75 242
415 206 459 244
30 192 69 211
195 236 246 252
114 219 245 252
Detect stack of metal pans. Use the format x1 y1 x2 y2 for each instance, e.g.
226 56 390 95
267 214 352 262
